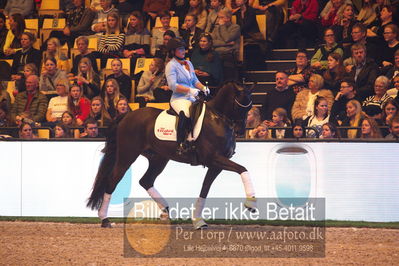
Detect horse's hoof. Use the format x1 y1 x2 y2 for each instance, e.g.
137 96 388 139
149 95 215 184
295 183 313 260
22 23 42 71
101 218 112 228
160 211 169 221
192 218 208 230
244 197 257 213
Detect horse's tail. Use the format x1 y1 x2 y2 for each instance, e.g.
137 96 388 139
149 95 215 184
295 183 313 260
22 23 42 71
86 114 127 210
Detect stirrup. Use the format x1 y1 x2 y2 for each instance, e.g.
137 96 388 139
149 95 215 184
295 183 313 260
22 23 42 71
244 197 257 213
192 218 208 230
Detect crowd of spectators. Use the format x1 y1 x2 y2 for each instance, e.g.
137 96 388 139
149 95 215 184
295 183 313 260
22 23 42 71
0 0 398 140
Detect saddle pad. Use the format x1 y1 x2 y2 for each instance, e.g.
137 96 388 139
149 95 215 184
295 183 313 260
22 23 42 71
154 105 206 141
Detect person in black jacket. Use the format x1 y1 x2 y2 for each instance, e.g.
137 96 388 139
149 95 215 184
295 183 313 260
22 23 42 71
179 13 203 58
10 32 41 82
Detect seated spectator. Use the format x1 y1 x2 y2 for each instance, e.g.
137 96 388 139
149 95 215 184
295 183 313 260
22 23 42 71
91 0 118 34
191 33 223 88
268 107 291 139
67 84 91 126
115 0 136 27
250 0 287 44
104 58 132 100
102 78 122 118
357 0 378 26
343 23 378 61
42 38 69 72
275 0 319 48
332 3 356 44
10 32 41 82
2 13 25 58
290 119 305 138
320 0 346 28
331 78 361 123
311 28 343 71
234 0 266 70
115 96 131 117
45 79 69 123
187 0 207 30
346 43 379 101
360 117 382 138
381 98 399 127
11 75 48 124
70 36 99 76
143 0 171 28
362 75 392 112
292 74 334 120
0 79 11 111
0 101 11 127
0 13 8 58
367 5 396 42
18 121 36 139
79 117 103 138
387 74 399 98
47 0 95 48
287 49 313 94
3 0 34 18
245 106 261 137
60 110 80 138
205 0 229 33
123 11 151 61
261 71 295 121
321 122 340 138
14 63 37 95
154 30 176 62
340 99 364 138
151 11 180 56
249 122 269 139
211 9 240 81
380 24 399 69
323 52 346 95
97 12 125 68
88 96 112 127
171 0 190 27
75 57 101 99
136 58 170 107
53 123 72 138
385 50 399 79
40 58 68 93
303 96 337 138
180 14 204 57
385 116 399 139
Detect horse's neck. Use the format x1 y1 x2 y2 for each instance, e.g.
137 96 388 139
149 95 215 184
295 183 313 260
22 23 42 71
208 90 233 118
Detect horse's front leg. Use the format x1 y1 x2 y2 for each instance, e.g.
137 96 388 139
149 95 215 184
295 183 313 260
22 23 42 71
192 168 222 230
210 154 257 212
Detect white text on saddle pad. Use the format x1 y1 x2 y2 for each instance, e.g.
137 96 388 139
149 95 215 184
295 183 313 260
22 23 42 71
154 105 206 141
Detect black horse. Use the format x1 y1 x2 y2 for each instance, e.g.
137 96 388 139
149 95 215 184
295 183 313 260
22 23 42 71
87 81 257 229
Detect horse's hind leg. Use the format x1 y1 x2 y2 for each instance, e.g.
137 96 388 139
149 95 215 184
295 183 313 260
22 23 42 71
98 145 142 225
139 155 170 218
192 168 222 230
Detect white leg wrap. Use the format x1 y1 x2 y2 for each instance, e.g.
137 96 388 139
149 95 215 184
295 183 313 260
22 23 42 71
98 193 111 220
147 187 169 210
240 171 255 198
193 197 206 219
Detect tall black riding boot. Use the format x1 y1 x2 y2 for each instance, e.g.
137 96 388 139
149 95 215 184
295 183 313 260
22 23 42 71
176 111 188 155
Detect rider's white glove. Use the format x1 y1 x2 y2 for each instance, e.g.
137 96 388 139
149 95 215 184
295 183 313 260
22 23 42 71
203 86 210 96
189 88 200 97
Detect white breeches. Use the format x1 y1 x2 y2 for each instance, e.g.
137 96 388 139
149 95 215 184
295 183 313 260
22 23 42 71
171 99 192 117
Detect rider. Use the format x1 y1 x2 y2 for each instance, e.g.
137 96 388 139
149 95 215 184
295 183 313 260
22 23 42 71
165 38 209 154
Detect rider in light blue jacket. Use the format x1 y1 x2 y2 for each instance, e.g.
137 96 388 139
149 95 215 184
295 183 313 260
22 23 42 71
165 38 209 154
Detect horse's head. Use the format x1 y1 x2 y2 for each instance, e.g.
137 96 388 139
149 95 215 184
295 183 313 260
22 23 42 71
230 81 255 135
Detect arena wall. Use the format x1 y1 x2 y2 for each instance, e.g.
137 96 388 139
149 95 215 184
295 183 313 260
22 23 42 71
0 141 398 222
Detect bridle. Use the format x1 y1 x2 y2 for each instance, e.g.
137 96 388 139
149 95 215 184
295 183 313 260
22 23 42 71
234 98 252 109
